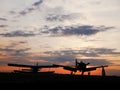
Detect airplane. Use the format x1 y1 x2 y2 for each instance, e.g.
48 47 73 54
7 62 59 73
53 59 108 76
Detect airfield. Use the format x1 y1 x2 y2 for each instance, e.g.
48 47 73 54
0 72 120 85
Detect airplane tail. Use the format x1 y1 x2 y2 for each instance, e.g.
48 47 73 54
75 59 78 67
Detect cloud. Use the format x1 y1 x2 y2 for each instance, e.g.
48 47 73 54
74 47 120 57
0 25 8 28
32 0 43 6
0 47 31 57
43 48 106 58
0 42 32 64
46 13 82 22
0 30 37 37
34 47 120 65
41 25 114 36
5 41 27 49
11 48 31 56
19 0 43 16
0 18 7 21
46 14 72 22
0 45 119 66
33 49 111 65
87 48 120 55
26 50 76 65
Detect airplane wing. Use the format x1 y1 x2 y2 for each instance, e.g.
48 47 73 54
8 63 59 68
84 65 108 72
8 63 60 73
53 64 108 72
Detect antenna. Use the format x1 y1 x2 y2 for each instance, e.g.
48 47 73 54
75 59 78 67
101 65 108 76
36 62 39 66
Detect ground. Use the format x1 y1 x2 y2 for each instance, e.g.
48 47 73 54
0 72 119 88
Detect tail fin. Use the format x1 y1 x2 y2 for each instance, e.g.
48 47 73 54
36 62 39 66
75 59 78 67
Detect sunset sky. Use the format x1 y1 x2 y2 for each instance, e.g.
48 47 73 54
0 0 120 76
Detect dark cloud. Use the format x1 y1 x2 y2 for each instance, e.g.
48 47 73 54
0 18 7 21
78 50 98 57
38 49 111 65
24 47 120 65
0 30 36 37
0 47 30 53
25 50 76 65
19 8 35 15
0 25 8 28
41 25 114 36
46 14 71 21
1 47 119 67
30 52 108 66
18 41 27 44
32 0 43 6
11 48 31 56
73 48 120 57
0 47 31 59
46 13 81 22
0 57 30 65
19 0 43 16
34 47 120 65
4 41 27 49
0 48 14 52
87 48 120 55
0 43 32 65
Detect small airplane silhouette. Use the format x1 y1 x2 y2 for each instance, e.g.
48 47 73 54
8 62 58 73
53 59 108 76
